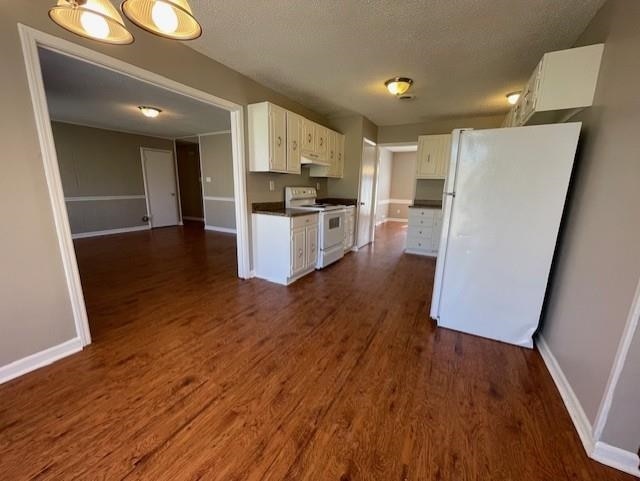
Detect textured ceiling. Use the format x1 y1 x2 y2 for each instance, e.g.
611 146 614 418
39 47 230 138
188 0 605 126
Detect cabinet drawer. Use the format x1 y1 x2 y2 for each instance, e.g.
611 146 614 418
407 226 433 239
291 214 318 230
408 215 434 228
406 236 433 251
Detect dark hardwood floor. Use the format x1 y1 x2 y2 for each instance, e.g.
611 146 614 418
0 222 632 480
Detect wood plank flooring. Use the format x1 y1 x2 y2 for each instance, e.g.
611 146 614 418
0 222 633 480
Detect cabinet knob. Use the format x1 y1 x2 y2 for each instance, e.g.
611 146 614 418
319 137 323 146
298 249 303 257
308 133 312 142
292 140 297 150
277 136 282 146
427 153 431 163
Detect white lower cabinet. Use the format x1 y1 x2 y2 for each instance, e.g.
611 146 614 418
253 213 319 285
405 207 442 256
343 206 355 252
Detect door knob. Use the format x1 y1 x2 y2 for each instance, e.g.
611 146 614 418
360 202 365 206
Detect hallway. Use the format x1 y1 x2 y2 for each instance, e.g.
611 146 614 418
0 223 631 480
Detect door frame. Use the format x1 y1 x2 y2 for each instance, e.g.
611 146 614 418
355 137 378 249
18 25 251 347
140 147 180 228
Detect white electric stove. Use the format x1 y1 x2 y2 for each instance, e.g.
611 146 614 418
285 187 346 268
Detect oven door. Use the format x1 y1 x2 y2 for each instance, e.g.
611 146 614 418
320 210 345 249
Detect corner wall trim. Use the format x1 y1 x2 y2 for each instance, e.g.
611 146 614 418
592 442 640 477
71 225 150 239
536 335 595 452
0 337 83 385
205 225 237 234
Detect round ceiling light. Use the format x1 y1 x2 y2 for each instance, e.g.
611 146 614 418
48 0 134 44
138 106 162 118
385 77 414 96
506 91 521 105
121 0 202 40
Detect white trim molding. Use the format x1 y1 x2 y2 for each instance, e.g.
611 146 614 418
537 335 595 452
0 337 83 385
65 195 146 202
386 217 408 223
197 130 232 137
592 442 640 477
72 225 150 239
205 225 237 234
388 198 413 205
203 196 235 202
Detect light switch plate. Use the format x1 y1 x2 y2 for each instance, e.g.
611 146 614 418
205 177 212 183
269 180 275 192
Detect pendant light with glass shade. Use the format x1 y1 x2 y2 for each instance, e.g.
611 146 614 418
48 0 134 44
121 0 202 40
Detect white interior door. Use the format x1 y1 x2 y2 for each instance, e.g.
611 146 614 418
357 139 376 248
141 148 179 228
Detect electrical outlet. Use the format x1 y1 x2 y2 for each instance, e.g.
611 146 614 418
269 180 275 192
205 177 212 183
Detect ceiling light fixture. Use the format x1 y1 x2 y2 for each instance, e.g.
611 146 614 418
138 106 162 118
48 0 134 44
121 0 202 40
506 91 521 105
385 77 413 96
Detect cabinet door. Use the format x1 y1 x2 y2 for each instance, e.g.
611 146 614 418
291 228 306 275
306 225 318 268
435 134 452 178
416 136 438 178
286 112 302 174
302 119 315 154
315 124 328 161
326 130 337 176
269 104 287 172
336 133 345 178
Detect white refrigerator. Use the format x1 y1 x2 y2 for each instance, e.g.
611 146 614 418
430 123 581 348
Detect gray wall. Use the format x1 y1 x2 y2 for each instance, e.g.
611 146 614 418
199 133 235 229
377 114 504 144
387 152 416 220
415 179 445 201
52 122 173 234
0 0 335 367
176 141 203 220
541 0 640 453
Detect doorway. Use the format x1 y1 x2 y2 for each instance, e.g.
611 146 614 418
20 25 250 348
141 148 180 228
357 138 377 248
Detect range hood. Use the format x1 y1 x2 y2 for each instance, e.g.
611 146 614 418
300 153 330 166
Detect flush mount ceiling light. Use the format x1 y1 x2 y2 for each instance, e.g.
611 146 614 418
48 0 134 44
506 91 521 105
385 77 413 96
121 0 202 40
138 106 162 118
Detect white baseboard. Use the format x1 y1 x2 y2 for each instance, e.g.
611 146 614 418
205 225 237 234
71 225 150 239
385 217 407 223
537 335 640 477
0 337 83 384
182 216 204 221
592 442 640 477
537 335 595 452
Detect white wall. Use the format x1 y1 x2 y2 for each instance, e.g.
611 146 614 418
387 151 416 220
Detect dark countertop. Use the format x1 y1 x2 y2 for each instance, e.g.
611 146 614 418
409 199 443 209
251 202 317 218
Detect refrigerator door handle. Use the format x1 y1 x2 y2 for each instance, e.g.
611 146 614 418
445 192 456 198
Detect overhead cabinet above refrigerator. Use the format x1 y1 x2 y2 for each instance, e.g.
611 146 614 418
503 44 604 127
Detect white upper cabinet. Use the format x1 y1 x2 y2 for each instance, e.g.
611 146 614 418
416 134 451 179
249 101 343 175
503 44 604 127
286 111 302 174
248 102 287 173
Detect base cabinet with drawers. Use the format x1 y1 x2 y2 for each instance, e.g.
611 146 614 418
253 213 318 285
343 206 355 252
405 207 443 256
